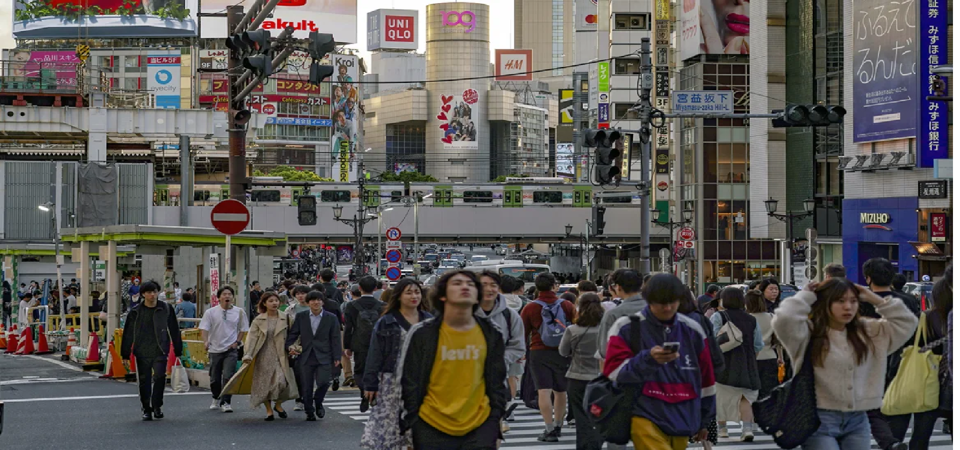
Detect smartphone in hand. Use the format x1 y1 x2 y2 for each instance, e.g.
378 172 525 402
662 342 681 353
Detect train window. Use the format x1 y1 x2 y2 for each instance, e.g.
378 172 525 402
391 190 403 202
320 190 351 203
463 191 493 203
602 195 633 204
533 191 563 203
251 190 281 202
194 190 211 202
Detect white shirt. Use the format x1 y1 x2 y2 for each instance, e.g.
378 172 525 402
199 306 250 354
18 299 30 327
66 295 77 311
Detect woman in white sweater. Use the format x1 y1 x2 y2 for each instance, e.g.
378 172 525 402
772 278 916 450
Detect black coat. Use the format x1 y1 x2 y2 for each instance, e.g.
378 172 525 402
362 310 433 392
398 316 507 433
715 309 760 390
120 301 183 360
285 309 342 365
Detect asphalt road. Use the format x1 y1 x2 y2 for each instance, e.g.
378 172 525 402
0 353 366 450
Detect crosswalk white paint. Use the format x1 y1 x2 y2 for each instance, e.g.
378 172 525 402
323 393 953 449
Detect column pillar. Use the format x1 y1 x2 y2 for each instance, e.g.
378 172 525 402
103 242 119 343
79 241 91 347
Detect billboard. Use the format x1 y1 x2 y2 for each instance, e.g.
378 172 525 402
331 54 359 182
678 0 749 61
6 50 80 88
917 0 948 167
495 49 533 81
201 0 357 43
574 0 598 31
147 51 181 109
852 0 918 143
367 9 418 51
437 89 479 150
556 143 575 178
13 0 198 38
559 89 574 124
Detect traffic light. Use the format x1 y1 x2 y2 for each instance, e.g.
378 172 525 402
243 54 273 77
773 104 846 127
238 30 273 77
309 61 334 85
242 30 271 52
584 129 622 185
225 34 249 58
592 205 606 236
307 31 336 85
298 195 317 226
805 228 819 282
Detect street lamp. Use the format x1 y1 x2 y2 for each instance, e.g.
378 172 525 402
38 201 65 330
651 208 694 272
766 197 816 285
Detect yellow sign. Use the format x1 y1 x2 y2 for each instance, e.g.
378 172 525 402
621 134 632 177
656 0 670 21
338 141 350 182
75 44 90 61
560 89 574 124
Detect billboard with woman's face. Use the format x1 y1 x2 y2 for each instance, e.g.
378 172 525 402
679 0 749 60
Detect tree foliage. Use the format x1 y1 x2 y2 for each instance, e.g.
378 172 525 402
253 166 333 182
379 171 439 182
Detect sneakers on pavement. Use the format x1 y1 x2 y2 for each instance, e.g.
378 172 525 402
500 421 510 434
718 426 729 438
220 403 233 413
210 399 220 410
537 429 558 442
360 397 370 413
553 426 562 438
740 430 754 442
294 401 304 411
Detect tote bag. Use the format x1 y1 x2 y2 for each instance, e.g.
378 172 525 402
753 339 820 449
716 312 743 353
881 313 942 415
171 358 190 393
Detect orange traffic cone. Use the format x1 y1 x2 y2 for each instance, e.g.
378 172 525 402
35 325 52 355
85 331 100 363
100 342 128 379
0 324 6 348
5 326 17 354
64 328 76 356
16 326 34 355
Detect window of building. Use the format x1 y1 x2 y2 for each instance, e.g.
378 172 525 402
533 191 563 203
614 13 651 30
613 103 640 120
614 58 641 75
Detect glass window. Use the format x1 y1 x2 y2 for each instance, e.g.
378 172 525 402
251 190 281 202
614 58 641 74
533 191 563 203
463 191 493 203
614 103 640 120
124 77 139 90
320 190 351 203
703 143 718 182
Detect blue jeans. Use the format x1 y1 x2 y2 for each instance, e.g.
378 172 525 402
803 410 872 450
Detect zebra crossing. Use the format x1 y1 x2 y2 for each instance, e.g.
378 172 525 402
323 392 953 449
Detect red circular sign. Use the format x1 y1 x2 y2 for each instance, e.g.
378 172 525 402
657 181 668 191
261 104 276 115
210 199 251 235
678 227 696 241
386 227 402 241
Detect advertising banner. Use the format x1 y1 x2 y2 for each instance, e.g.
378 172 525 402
13 0 198 38
917 0 948 167
147 52 181 109
394 162 418 174
198 49 228 71
620 134 632 180
367 9 418 51
201 0 357 43
559 89 574 124
495 49 533 81
556 143 575 178
209 253 220 308
575 0 598 30
331 54 359 182
655 146 669 201
678 0 749 61
437 88 479 151
852 0 918 143
930 213 947 242
6 50 80 88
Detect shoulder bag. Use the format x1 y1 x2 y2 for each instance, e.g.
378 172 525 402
583 315 642 445
716 311 743 353
882 312 942 415
752 338 820 449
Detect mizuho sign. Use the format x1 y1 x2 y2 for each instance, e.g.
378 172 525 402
860 213 890 224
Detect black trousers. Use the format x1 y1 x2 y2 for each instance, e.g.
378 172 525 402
567 378 604 450
353 350 368 393
757 358 780 399
299 353 331 415
135 354 167 413
888 409 949 450
412 415 500 450
209 349 238 405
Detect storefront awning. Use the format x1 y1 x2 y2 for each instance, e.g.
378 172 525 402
909 241 950 261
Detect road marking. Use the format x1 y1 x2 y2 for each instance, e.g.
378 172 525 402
19 354 98 375
3 392 209 403
0 378 92 386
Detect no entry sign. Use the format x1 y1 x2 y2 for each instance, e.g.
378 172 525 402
211 200 250 235
386 249 402 263
385 266 402 281
386 227 402 241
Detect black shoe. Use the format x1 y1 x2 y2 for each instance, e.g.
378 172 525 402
360 397 370 413
537 429 558 442
153 408 163 419
552 427 562 438
264 415 275 421
142 412 153 421
305 414 317 421
332 377 340 391
273 406 287 419
889 444 908 450
317 405 325 418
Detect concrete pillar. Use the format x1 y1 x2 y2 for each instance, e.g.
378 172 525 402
87 108 108 162
235 245 248 311
79 241 91 347
103 242 119 344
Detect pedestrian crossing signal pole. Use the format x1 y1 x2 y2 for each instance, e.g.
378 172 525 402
227 4 248 203
637 38 654 275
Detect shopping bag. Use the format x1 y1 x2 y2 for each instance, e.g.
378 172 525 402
171 358 190 393
881 313 941 415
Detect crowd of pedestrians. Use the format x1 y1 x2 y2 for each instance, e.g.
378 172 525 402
113 256 951 450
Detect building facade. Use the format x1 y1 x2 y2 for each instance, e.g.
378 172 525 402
514 0 576 77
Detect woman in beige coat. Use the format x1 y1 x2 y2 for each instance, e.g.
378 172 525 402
223 292 297 420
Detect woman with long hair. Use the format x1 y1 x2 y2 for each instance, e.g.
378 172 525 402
244 292 297 420
710 288 763 441
361 278 432 450
558 293 605 450
772 278 917 449
745 289 779 399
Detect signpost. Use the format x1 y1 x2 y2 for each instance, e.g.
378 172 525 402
385 266 402 281
386 227 402 241
678 227 696 241
210 199 251 294
385 249 402 264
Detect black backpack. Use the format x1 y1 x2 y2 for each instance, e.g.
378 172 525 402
353 302 381 352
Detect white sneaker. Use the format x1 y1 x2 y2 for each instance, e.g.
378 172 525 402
718 427 729 438
740 430 754 442
294 401 304 411
209 399 220 410
220 403 233 413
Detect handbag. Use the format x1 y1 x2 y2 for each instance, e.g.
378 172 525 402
752 339 820 449
881 312 942 415
171 358 190 393
583 315 642 445
716 311 743 353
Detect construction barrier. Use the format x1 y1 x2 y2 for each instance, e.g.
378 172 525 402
50 314 106 341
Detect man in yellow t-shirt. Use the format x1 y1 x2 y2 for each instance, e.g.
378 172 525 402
397 270 508 449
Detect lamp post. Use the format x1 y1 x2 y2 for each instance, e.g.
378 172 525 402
38 201 66 330
370 206 394 277
413 192 432 273
765 198 815 285
565 221 592 281
651 208 693 272
333 203 375 279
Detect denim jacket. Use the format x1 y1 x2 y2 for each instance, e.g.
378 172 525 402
362 310 432 392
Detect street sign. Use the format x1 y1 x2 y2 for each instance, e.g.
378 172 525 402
678 227 696 241
683 240 695 249
385 249 402 264
386 227 402 241
386 240 402 250
385 266 402 281
210 199 250 235
671 91 734 114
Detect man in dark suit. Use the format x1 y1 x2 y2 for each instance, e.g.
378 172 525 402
286 290 341 421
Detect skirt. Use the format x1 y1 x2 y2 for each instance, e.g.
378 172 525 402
715 383 759 423
360 372 411 450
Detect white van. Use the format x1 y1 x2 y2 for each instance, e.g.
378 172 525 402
463 260 551 291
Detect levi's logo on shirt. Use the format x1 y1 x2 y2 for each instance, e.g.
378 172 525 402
441 345 482 361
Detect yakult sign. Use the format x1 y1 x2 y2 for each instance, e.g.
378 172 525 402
441 10 476 33
367 9 419 51
201 0 357 43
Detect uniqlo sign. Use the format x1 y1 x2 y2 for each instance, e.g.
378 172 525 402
367 9 419 51
385 15 415 42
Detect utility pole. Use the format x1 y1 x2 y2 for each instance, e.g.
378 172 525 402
227 4 246 203
637 38 654 275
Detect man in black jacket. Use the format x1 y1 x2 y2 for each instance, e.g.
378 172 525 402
343 275 384 411
286 291 341 421
397 270 507 449
120 280 183 421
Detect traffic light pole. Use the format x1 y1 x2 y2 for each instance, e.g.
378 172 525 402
637 38 653 275
227 4 246 203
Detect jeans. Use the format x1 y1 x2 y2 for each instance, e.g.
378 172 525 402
567 378 604 450
209 349 238 405
135 354 167 412
803 410 872 450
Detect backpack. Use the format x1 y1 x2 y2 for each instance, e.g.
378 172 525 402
353 302 381 352
533 300 571 348
500 309 514 343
